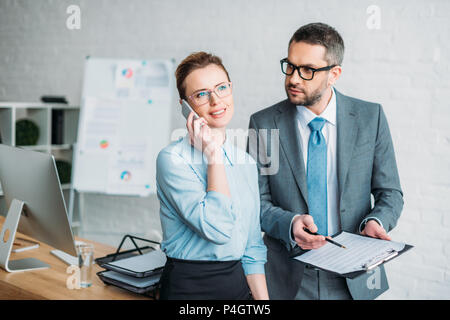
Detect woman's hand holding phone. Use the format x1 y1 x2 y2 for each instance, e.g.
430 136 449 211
186 112 222 163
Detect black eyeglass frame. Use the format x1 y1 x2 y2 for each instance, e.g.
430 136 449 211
280 58 338 81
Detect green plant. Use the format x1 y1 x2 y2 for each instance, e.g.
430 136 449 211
55 160 72 184
15 119 39 146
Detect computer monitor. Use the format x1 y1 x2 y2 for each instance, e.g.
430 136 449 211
0 144 77 272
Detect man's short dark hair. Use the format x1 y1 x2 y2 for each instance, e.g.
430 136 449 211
289 22 345 65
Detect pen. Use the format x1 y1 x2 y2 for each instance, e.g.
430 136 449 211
303 228 347 249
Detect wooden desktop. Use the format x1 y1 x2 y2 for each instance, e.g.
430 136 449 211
0 216 150 300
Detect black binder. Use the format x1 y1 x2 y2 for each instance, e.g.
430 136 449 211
51 109 64 145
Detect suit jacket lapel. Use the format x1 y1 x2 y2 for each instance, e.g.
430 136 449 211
274 101 308 204
336 90 358 200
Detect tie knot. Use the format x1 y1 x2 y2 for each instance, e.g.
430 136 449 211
308 117 326 132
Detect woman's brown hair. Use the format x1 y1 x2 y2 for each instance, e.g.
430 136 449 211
175 52 230 99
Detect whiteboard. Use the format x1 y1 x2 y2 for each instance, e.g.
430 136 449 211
72 57 174 196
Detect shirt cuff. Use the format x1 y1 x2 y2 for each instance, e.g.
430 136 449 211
242 263 265 276
289 214 301 249
206 190 233 210
359 217 384 233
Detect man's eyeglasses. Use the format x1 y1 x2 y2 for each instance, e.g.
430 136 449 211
280 58 337 81
187 82 232 106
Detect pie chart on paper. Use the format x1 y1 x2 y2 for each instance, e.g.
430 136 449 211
99 140 109 149
120 171 132 182
122 68 133 79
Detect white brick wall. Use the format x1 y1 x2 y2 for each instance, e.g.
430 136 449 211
0 0 449 299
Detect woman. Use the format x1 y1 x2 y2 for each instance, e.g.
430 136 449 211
156 52 268 300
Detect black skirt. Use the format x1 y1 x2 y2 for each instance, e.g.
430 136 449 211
159 257 252 300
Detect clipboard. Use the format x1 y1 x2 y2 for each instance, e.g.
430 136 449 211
290 231 413 279
330 244 412 279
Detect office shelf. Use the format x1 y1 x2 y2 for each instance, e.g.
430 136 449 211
0 102 80 222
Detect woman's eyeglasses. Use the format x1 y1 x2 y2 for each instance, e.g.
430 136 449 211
187 82 232 106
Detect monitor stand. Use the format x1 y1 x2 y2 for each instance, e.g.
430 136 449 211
0 199 50 272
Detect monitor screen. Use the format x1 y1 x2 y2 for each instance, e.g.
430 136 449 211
0 144 77 267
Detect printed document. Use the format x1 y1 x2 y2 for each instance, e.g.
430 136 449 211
294 232 405 274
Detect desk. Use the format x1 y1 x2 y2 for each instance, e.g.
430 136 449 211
0 217 150 300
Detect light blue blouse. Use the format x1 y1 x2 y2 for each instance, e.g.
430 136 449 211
156 135 267 275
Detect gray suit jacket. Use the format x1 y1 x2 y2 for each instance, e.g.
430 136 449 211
248 89 403 300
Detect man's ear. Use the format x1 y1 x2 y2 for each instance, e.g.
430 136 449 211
328 66 342 86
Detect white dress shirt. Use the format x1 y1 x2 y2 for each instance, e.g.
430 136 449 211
295 87 341 236
288 88 385 246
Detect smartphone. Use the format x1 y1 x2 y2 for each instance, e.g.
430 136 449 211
181 99 200 120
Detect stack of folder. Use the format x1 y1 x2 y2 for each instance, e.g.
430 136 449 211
95 235 166 298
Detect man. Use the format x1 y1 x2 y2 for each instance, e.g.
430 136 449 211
248 23 403 300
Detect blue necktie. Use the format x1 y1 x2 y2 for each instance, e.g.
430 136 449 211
307 117 328 236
